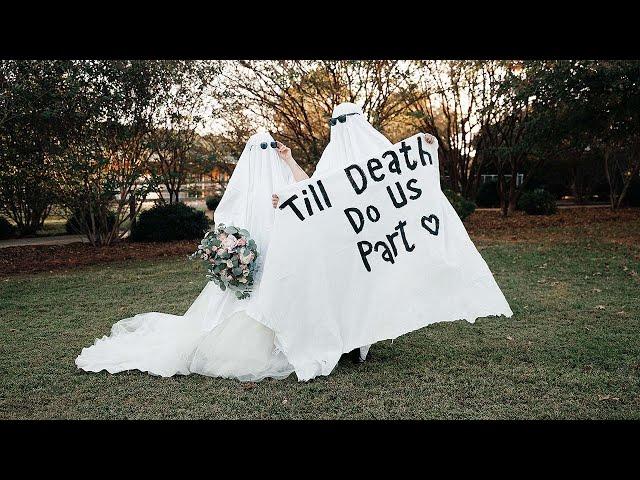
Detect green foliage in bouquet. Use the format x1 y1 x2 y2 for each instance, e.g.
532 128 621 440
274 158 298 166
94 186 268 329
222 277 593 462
189 223 259 299
517 189 557 215
444 189 477 221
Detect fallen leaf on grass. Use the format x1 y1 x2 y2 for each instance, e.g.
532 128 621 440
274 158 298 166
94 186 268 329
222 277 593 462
594 305 606 310
592 288 602 293
242 382 256 391
582 364 593 372
598 395 620 402
506 336 515 342
282 398 288 405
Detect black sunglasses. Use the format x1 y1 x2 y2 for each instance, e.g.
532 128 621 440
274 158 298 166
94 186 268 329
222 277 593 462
329 112 360 126
252 141 278 150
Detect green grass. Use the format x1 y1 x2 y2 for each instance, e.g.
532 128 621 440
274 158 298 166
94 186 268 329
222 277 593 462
35 216 68 237
1 238 639 419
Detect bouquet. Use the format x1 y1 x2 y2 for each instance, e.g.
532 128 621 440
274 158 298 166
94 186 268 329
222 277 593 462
189 223 259 299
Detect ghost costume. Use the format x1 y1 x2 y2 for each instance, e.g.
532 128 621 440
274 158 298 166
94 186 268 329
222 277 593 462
313 102 394 361
75 132 296 381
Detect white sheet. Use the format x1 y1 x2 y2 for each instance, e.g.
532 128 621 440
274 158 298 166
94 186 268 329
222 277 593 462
258 133 513 381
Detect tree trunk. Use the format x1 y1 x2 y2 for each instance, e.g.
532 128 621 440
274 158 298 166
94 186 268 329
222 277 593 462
129 193 137 232
497 173 508 217
603 147 617 210
507 171 519 215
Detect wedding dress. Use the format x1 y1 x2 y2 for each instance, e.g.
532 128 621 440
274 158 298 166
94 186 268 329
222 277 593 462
75 132 296 381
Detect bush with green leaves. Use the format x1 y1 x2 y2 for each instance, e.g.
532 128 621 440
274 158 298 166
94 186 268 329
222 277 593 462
444 189 476 221
0 216 16 240
130 202 209 242
475 181 500 208
205 195 222 211
65 208 117 235
517 189 557 215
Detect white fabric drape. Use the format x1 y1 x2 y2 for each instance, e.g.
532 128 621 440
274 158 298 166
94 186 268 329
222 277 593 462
75 132 295 381
258 133 513 381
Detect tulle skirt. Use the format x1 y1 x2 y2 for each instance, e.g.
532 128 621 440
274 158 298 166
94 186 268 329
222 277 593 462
75 283 294 382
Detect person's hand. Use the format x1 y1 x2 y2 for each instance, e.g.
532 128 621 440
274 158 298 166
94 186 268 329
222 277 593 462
272 194 279 209
275 141 294 164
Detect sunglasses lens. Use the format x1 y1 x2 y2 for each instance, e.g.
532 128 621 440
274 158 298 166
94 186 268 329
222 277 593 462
260 142 267 149
271 141 278 148
338 115 347 123
329 118 336 126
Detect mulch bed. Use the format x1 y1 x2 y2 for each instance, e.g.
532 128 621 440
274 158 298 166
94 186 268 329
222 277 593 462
2 207 639 277
465 207 640 245
0 240 196 277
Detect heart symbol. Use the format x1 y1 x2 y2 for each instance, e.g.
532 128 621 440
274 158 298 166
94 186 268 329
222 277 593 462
421 214 440 236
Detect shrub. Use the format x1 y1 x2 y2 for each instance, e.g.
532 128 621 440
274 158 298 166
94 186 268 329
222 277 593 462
475 181 500 208
206 195 222 211
626 177 640 207
444 189 476 221
65 208 117 235
517 189 557 215
130 202 209 242
0 216 16 240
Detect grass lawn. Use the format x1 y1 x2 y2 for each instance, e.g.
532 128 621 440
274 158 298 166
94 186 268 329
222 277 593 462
1 217 639 419
37 216 68 237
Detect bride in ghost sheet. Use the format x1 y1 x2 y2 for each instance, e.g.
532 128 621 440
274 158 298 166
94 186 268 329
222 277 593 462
75 132 309 381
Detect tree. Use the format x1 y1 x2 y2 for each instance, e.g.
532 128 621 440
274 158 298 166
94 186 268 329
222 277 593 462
220 60 414 173
55 60 167 246
592 61 640 208
473 61 546 215
401 60 509 198
147 61 222 204
512 60 640 210
0 60 90 235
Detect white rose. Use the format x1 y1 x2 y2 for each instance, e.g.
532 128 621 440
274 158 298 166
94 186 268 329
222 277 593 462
221 234 238 250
